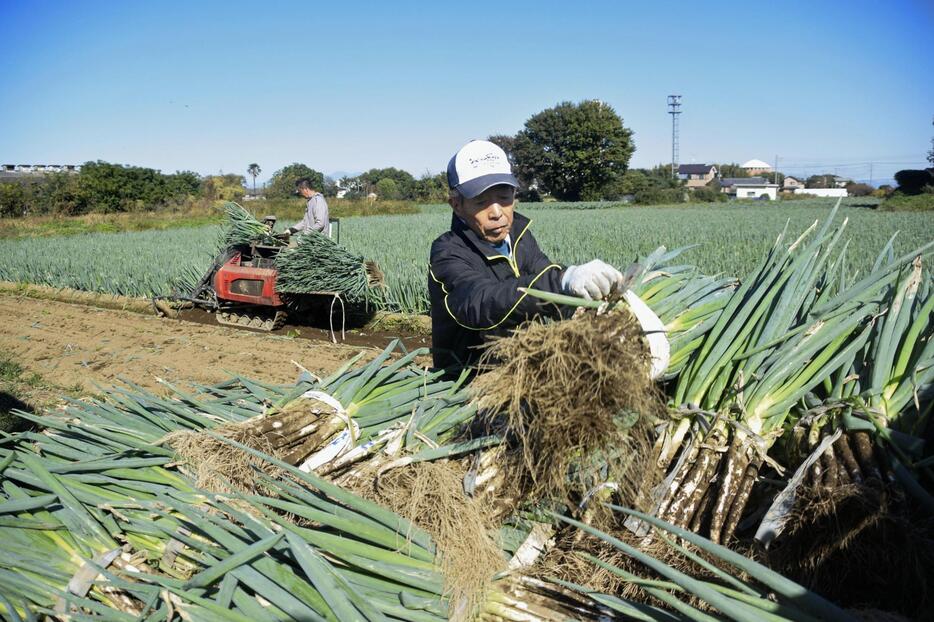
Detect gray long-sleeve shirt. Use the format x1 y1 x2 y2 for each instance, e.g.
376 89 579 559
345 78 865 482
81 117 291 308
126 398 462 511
292 193 330 236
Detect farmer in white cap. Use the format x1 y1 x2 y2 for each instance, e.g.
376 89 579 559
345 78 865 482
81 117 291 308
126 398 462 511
428 139 626 374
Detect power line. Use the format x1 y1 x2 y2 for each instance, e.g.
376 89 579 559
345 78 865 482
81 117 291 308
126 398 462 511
772 153 922 160
778 160 924 169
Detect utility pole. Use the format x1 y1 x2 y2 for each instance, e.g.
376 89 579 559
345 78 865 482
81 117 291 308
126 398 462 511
668 95 682 179
869 162 873 187
774 154 779 185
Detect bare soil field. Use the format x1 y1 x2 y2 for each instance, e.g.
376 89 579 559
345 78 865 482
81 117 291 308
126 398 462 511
0 294 393 395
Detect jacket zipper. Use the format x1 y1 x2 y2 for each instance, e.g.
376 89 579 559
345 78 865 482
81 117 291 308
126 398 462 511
484 220 531 278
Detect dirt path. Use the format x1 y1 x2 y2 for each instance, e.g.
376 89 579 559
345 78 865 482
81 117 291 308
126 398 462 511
0 294 384 394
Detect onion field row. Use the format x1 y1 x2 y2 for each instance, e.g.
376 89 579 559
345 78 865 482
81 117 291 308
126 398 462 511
2 202 931 314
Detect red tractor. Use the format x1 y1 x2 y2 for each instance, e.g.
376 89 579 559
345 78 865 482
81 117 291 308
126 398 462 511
153 216 345 334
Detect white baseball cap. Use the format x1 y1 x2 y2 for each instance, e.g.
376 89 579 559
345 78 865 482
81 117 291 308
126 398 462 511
447 140 519 199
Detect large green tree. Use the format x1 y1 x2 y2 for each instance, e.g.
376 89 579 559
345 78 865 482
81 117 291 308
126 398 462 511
267 163 325 199
512 100 634 201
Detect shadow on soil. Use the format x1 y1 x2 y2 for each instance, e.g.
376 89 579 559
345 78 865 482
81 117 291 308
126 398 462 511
177 297 432 352
0 391 36 434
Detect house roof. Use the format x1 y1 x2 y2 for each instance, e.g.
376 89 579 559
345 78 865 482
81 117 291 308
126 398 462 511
678 164 716 174
741 159 772 169
733 179 778 187
721 176 767 187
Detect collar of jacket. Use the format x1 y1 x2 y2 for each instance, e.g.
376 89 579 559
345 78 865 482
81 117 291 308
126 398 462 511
450 211 531 260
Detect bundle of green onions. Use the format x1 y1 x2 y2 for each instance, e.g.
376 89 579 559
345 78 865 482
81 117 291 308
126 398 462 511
0 344 486 620
760 249 934 533
0 345 702 622
0 433 453 620
221 201 283 248
651 206 933 543
9 342 477 493
275 230 384 303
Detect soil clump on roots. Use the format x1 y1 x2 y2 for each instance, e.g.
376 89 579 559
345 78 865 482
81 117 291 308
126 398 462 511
166 424 282 495
766 482 934 619
471 310 663 507
166 395 346 494
358 460 507 622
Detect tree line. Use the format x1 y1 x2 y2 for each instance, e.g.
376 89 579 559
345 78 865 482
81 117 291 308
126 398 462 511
0 162 246 218
4 102 930 218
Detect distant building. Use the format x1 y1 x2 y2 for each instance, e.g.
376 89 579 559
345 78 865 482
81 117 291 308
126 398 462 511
783 176 805 192
0 163 81 177
741 159 773 176
720 176 767 193
831 175 852 188
793 187 848 198
677 164 718 188
721 177 779 200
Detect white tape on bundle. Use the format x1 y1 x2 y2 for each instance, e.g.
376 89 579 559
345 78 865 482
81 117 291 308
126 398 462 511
323 426 397 472
298 390 359 473
508 523 556 570
624 289 670 380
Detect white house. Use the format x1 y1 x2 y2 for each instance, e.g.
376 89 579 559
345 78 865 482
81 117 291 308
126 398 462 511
733 179 779 200
793 187 848 198
783 176 805 191
720 176 765 193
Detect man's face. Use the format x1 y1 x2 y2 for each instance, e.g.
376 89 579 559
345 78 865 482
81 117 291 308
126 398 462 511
296 187 314 199
450 184 516 244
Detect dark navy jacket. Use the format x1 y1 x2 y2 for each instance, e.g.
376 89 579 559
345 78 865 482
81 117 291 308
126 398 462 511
428 211 567 373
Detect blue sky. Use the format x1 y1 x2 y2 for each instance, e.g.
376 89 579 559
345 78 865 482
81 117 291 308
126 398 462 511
1 0 931 185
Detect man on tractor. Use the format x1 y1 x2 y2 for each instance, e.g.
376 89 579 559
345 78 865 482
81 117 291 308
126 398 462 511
428 139 625 375
286 177 331 237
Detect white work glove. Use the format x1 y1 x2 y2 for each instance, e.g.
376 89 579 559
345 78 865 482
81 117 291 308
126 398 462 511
623 289 670 380
561 259 624 300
